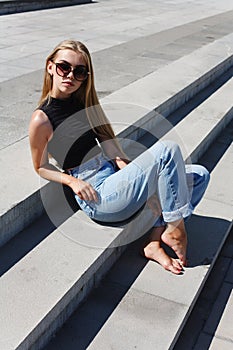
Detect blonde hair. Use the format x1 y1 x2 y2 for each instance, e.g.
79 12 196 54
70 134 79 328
38 39 116 141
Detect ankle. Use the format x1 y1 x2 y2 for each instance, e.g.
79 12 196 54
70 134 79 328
144 241 163 257
166 219 185 233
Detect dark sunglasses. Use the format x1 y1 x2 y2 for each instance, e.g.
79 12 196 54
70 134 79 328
54 61 90 81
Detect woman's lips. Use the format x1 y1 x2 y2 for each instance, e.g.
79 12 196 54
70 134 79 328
62 81 74 87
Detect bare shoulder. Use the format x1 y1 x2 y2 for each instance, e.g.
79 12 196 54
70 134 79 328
30 109 51 127
30 109 52 134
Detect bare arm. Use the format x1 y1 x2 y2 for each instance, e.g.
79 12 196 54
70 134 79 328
29 110 97 201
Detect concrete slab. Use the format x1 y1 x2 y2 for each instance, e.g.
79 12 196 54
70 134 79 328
195 198 233 223
225 260 233 283
0 0 92 15
105 240 208 306
196 143 233 218
171 221 233 349
102 32 233 112
209 336 233 350
193 333 213 350
204 283 232 334
0 220 116 350
213 289 233 342
175 258 233 348
43 279 186 350
202 146 233 208
0 0 233 82
197 333 233 350
87 287 187 350
2 4 233 150
222 233 233 260
0 138 39 215
204 283 233 342
40 225 231 350
158 77 233 163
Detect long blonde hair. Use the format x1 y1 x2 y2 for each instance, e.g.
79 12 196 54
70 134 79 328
38 39 117 141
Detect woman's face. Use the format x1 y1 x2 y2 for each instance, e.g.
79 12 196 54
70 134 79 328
47 49 87 99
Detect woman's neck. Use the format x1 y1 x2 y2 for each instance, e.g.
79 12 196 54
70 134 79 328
50 93 73 101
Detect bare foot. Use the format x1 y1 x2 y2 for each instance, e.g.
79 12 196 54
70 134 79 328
143 226 184 275
161 219 187 266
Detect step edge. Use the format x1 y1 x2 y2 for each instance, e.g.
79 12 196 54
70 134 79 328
169 220 233 350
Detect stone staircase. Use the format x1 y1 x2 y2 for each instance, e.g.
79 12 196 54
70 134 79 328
0 0 92 15
0 34 232 350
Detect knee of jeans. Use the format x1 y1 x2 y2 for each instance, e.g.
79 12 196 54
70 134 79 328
200 165 210 186
193 164 210 190
161 140 181 156
150 140 181 166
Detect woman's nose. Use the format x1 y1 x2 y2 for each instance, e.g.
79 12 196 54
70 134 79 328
67 69 74 79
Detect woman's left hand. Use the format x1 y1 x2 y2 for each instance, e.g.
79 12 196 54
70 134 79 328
115 156 131 170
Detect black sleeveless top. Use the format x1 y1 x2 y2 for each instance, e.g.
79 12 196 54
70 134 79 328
39 97 100 169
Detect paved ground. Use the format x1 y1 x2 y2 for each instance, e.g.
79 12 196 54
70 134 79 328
1 0 233 150
0 0 91 16
0 0 233 349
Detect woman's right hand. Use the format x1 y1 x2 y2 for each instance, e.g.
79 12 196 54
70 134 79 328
69 177 98 202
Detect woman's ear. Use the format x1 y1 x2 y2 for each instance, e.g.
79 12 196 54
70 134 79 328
47 60 53 76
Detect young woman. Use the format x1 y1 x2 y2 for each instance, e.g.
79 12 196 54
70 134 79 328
29 39 210 275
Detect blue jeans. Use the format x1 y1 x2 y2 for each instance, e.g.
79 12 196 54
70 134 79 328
69 140 210 227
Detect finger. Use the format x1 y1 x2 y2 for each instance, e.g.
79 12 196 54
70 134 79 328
77 191 84 200
86 188 98 202
82 183 97 201
82 190 91 201
92 189 98 202
79 188 98 202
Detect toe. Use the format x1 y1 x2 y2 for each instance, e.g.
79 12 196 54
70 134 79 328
176 251 186 266
173 258 184 270
163 258 183 275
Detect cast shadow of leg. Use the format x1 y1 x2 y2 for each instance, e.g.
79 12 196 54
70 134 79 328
185 214 231 267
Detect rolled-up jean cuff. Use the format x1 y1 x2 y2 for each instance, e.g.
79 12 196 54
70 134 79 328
162 203 193 222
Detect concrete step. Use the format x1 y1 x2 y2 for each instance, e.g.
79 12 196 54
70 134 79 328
0 0 92 15
172 168 233 347
42 122 233 350
1 32 233 248
159 69 233 163
0 54 233 349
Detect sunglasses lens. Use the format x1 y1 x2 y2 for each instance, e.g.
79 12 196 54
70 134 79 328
74 66 88 81
56 63 71 77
